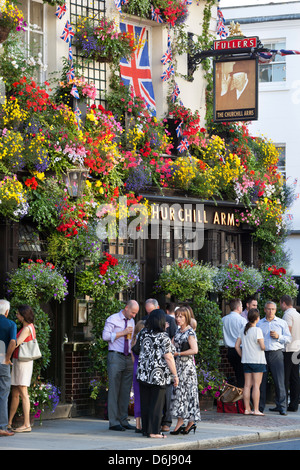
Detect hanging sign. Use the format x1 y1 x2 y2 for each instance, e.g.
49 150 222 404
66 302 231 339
214 36 258 51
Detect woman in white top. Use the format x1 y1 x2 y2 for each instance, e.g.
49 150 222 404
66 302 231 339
235 308 266 416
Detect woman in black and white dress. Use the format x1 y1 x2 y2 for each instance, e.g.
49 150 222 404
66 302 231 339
170 306 201 435
137 309 178 439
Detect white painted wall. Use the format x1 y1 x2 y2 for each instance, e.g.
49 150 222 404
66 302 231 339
222 1 300 274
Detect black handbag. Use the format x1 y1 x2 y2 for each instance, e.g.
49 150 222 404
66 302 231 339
180 341 190 352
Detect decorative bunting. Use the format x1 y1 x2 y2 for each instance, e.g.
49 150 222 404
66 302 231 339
55 4 66 19
60 20 74 43
114 0 122 13
160 63 175 82
176 121 183 138
68 43 73 63
171 82 180 103
70 84 80 99
177 138 189 153
151 5 164 23
66 65 75 82
216 5 228 39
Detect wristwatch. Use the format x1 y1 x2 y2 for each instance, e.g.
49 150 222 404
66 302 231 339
178 352 181 357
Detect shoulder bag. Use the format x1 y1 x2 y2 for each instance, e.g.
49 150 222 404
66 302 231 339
18 325 42 362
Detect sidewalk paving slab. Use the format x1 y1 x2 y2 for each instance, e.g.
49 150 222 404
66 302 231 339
1 407 300 451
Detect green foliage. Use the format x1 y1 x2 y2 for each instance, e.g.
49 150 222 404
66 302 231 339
212 262 263 302
193 297 223 372
154 259 217 301
258 265 299 305
7 260 69 379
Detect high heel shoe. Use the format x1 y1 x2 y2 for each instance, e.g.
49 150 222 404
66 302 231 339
182 424 196 435
170 424 185 435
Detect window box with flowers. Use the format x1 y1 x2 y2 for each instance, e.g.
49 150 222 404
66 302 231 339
121 0 189 26
73 16 137 66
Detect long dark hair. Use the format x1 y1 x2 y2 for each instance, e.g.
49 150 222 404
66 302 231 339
145 309 166 333
244 308 260 335
18 305 35 324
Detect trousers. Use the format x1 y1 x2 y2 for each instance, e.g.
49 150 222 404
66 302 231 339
139 381 166 435
107 351 133 427
259 350 286 412
0 364 11 430
284 351 300 410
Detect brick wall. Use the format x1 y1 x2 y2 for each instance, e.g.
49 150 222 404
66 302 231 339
65 347 94 417
219 346 235 382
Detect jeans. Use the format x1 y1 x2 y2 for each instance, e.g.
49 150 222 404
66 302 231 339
0 364 11 430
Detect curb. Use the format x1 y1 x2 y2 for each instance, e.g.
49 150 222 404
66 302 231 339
135 429 300 450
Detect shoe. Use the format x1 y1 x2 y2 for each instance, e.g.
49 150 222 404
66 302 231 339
287 406 298 412
14 426 31 433
109 425 126 431
269 407 280 412
170 424 185 435
0 429 14 436
135 428 143 433
121 423 135 430
279 411 287 416
182 424 197 435
161 425 170 432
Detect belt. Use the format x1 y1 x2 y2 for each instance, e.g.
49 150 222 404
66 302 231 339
108 350 127 356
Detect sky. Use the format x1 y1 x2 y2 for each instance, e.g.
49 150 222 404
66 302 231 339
220 0 299 7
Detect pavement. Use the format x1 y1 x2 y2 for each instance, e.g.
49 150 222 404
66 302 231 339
2 403 300 452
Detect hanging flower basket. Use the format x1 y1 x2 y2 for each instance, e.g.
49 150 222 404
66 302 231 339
73 16 137 66
0 26 11 43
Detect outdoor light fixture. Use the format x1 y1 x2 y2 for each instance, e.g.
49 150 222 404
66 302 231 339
64 167 88 198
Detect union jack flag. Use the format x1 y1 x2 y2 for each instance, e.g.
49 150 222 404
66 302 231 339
119 23 156 115
70 84 80 99
161 63 174 82
66 65 75 82
176 121 183 138
171 82 180 103
151 5 164 23
60 20 74 43
114 0 122 12
217 6 228 39
161 31 172 64
55 4 66 19
68 44 73 62
177 138 189 153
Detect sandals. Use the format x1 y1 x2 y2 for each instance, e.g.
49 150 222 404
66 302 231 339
148 433 166 439
14 426 32 433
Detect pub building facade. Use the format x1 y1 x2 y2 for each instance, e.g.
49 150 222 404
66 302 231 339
0 0 264 416
0 190 257 416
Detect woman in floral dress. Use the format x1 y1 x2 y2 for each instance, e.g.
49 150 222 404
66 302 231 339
170 306 201 435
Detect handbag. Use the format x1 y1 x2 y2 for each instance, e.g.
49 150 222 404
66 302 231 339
218 382 243 403
18 325 42 362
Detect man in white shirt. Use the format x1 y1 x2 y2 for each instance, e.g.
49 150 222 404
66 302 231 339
281 295 300 411
222 298 247 387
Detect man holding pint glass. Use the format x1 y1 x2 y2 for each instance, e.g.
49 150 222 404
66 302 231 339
102 300 139 431
257 301 291 415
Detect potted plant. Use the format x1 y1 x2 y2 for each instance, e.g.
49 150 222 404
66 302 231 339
73 16 137 65
29 380 61 425
197 367 224 410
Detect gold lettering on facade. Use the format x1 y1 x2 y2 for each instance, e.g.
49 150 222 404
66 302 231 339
169 207 175 221
213 212 220 224
185 208 192 222
178 208 185 222
221 212 226 225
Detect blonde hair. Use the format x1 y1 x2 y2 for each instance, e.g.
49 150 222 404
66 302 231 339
175 306 191 327
132 320 145 346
